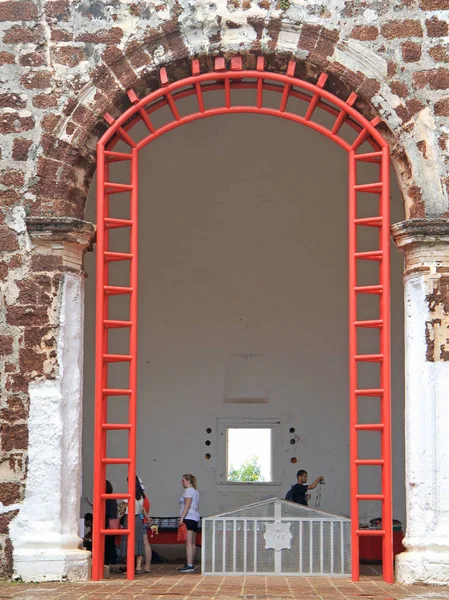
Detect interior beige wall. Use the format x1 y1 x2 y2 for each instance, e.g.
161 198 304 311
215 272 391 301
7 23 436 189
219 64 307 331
82 91 406 528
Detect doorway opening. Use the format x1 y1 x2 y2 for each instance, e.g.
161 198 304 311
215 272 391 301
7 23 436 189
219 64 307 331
90 56 396 583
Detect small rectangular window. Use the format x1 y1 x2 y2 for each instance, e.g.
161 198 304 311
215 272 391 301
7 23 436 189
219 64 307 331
227 428 272 482
217 418 282 486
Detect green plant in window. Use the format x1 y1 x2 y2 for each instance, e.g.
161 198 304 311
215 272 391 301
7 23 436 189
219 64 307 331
228 455 262 482
279 0 290 10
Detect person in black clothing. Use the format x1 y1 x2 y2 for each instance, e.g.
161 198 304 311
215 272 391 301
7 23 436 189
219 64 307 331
291 470 324 506
105 480 118 567
83 513 93 552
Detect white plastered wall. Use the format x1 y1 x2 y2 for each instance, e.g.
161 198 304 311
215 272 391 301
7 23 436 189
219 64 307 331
10 273 90 581
82 93 406 534
395 255 449 585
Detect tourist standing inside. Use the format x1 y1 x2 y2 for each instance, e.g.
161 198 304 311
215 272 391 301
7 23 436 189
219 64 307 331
105 480 118 569
178 474 200 573
291 470 324 506
121 476 151 574
138 476 153 573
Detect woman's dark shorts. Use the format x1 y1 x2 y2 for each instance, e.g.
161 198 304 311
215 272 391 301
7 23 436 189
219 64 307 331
184 518 199 532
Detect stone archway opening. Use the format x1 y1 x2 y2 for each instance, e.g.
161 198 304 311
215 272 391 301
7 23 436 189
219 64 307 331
85 55 405 584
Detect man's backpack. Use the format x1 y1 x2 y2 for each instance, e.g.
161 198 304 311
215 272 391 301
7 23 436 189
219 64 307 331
285 486 294 501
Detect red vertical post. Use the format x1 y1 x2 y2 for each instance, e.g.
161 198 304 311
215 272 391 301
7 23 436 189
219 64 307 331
380 146 393 583
348 150 359 581
92 143 106 581
125 147 139 579
100 157 111 572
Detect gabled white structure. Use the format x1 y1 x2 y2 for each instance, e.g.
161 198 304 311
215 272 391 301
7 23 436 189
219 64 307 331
201 498 351 576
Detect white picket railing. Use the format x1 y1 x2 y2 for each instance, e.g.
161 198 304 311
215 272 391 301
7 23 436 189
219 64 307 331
201 499 351 576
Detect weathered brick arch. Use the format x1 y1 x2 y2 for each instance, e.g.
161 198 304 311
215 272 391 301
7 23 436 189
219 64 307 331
35 22 445 224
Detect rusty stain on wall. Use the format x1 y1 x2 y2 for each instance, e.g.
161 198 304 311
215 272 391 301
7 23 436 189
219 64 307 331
425 276 449 361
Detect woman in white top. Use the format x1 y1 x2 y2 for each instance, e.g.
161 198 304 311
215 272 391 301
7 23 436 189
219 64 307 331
178 474 200 572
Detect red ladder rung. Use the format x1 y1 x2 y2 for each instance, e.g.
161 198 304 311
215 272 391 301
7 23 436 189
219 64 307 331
351 117 381 151
356 529 385 536
279 83 291 112
230 56 242 71
354 250 383 261
101 493 131 500
104 218 133 229
127 93 157 134
354 319 383 328
331 91 357 135
355 354 383 362
355 388 384 396
104 320 132 328
354 151 383 163
104 182 134 193
139 108 156 133
102 423 132 430
225 77 231 109
304 73 328 121
351 128 369 151
101 529 130 535
104 286 133 295
354 182 383 193
279 61 295 112
103 388 132 396
355 423 384 431
191 58 200 76
194 81 204 113
356 494 385 500
103 354 132 363
256 57 264 108
355 459 385 466
105 151 133 162
104 251 133 262
101 458 132 464
214 57 226 71
191 59 205 112
354 285 383 294
354 216 383 227
165 92 180 121
103 113 137 148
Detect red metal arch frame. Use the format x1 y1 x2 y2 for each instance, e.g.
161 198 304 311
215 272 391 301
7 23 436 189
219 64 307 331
93 56 392 582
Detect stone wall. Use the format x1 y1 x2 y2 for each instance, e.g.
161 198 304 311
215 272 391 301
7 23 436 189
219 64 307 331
0 0 448 578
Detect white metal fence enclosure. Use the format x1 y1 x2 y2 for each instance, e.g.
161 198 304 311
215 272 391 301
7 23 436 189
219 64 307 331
201 498 351 576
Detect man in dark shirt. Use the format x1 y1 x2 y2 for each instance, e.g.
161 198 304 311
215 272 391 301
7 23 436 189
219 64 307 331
291 470 324 506
82 513 93 552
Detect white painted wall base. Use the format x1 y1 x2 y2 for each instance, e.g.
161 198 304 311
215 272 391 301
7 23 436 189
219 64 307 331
396 551 449 586
393 222 449 586
13 548 90 583
10 273 90 581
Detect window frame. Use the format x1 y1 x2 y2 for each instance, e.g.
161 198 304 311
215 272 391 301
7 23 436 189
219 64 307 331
216 418 283 487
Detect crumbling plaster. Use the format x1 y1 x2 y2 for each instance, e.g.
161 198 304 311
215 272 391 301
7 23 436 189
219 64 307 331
8 272 90 582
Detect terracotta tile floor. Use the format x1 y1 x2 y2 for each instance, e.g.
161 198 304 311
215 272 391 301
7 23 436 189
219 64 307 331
1 565 449 600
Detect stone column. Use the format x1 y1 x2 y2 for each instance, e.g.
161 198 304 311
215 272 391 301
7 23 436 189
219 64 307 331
392 219 449 585
9 218 95 582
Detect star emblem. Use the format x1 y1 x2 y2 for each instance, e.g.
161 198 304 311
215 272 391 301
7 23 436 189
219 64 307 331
263 521 292 551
